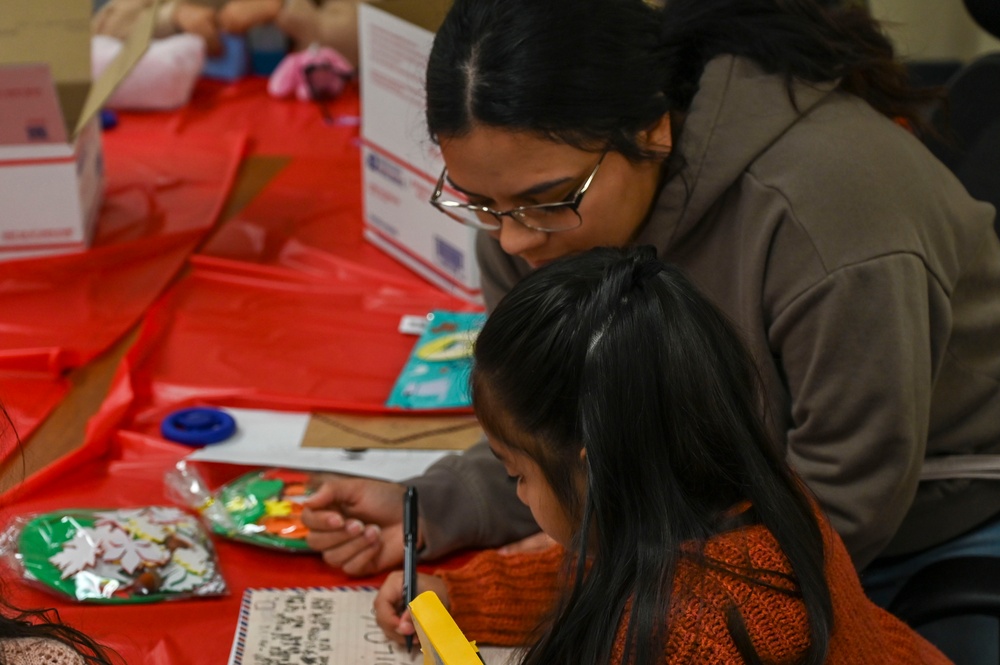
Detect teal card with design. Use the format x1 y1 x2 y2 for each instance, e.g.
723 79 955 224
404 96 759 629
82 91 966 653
386 310 485 410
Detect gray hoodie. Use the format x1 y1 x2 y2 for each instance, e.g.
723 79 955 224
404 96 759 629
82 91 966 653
411 55 1000 569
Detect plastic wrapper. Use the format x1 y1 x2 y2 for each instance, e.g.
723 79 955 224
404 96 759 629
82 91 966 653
0 506 227 603
167 462 313 552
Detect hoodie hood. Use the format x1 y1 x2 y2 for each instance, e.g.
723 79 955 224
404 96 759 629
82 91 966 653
636 55 839 250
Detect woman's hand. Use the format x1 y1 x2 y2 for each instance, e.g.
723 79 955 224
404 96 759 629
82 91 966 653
301 474 413 576
374 571 450 647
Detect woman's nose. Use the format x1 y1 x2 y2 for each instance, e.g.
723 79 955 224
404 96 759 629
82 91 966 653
495 218 546 257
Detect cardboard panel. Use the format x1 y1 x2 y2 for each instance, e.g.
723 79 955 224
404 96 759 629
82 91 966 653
373 0 453 32
76 0 158 136
0 1 91 86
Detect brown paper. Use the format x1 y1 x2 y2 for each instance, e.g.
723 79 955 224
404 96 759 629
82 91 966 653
302 412 482 451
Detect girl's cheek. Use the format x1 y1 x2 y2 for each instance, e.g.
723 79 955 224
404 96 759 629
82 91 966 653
515 481 529 506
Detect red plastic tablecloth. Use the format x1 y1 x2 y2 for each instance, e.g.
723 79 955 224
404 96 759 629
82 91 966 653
117 76 361 158
0 373 68 453
198 155 423 283
102 79 480 429
0 127 244 448
108 258 479 439
0 130 245 372
2 432 389 665
4 435 479 665
1 77 487 664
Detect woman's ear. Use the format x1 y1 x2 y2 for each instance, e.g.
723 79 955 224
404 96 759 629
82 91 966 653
638 113 672 153
579 447 587 462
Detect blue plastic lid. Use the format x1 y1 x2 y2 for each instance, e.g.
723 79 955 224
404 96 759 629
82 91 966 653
100 109 118 130
161 407 237 447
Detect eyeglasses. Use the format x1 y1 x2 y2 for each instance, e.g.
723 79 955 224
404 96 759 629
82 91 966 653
428 153 606 233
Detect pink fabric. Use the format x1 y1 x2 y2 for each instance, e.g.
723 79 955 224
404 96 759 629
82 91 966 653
268 45 354 102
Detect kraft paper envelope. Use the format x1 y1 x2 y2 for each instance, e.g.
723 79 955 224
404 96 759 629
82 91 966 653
301 412 482 451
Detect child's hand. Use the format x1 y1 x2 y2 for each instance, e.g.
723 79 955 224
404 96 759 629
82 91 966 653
374 571 450 647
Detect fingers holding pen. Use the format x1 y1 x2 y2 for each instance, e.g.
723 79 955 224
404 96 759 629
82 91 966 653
374 571 413 647
375 571 451 646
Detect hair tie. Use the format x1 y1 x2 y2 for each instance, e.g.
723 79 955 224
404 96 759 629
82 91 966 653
632 258 663 288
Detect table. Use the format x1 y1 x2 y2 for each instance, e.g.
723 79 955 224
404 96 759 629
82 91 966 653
0 155 287 495
0 77 481 665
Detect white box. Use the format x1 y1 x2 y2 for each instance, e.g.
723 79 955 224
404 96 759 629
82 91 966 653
0 1 154 260
0 118 102 258
358 0 482 303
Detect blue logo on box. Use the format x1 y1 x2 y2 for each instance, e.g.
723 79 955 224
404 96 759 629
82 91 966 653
366 152 404 186
26 124 48 141
435 236 464 276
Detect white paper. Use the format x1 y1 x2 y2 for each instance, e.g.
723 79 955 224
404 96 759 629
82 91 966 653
186 408 454 482
228 587 518 665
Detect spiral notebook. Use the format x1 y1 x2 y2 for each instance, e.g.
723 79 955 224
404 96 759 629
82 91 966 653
227 586 517 664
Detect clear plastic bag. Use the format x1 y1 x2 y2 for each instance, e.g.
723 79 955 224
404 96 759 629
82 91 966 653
0 506 227 603
166 461 313 552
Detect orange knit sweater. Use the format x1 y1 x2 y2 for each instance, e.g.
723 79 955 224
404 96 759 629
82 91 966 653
440 517 952 664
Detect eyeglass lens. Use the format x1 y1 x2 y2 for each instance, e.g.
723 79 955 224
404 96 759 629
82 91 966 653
439 204 582 232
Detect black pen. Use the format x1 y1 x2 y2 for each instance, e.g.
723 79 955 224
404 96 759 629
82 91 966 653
402 486 419 653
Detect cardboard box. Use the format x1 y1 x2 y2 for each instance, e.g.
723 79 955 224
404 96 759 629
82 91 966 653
0 1 155 259
358 0 483 303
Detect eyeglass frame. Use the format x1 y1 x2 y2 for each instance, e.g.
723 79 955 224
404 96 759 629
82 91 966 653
428 152 607 233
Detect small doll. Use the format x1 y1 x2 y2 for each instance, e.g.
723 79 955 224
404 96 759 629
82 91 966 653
267 43 354 102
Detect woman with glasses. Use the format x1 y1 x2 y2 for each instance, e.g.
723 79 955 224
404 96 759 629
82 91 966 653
303 0 1000 658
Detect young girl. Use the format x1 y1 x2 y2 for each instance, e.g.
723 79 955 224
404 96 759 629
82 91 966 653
374 246 950 664
0 604 116 665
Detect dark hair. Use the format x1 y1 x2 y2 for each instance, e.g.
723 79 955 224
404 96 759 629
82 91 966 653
426 0 938 160
472 246 833 665
0 603 119 665
0 406 119 665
